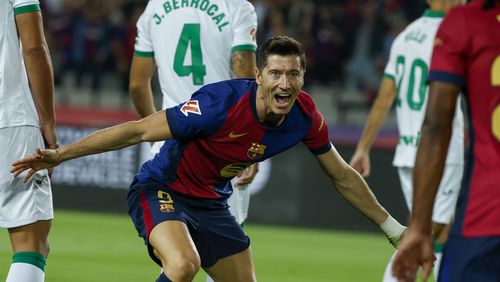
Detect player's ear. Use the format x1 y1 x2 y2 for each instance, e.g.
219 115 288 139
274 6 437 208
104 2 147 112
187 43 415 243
255 67 262 84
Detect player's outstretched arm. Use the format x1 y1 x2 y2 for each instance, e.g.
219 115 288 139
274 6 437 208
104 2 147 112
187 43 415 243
349 77 396 177
11 110 171 182
316 146 406 246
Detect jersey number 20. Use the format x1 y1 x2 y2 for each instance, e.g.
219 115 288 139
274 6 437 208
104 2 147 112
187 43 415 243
174 24 207 85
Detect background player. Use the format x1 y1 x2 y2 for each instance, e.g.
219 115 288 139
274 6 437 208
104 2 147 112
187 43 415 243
1 1 58 281
392 0 500 281
349 0 464 280
129 1 260 252
12 36 406 282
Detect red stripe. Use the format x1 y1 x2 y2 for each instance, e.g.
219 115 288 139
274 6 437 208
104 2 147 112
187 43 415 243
140 191 154 238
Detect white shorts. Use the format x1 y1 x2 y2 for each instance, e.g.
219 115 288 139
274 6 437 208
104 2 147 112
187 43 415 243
398 164 463 224
229 176 250 225
0 126 53 228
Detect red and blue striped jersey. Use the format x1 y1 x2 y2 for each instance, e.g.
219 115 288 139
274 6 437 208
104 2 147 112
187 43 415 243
428 0 500 237
136 79 331 201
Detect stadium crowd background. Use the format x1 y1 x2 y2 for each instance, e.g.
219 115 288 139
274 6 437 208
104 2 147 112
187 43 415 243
40 0 426 127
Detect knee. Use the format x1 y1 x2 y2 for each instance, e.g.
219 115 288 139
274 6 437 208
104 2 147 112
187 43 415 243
163 254 201 281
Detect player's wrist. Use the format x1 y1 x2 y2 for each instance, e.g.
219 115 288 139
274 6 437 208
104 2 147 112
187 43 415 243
379 215 406 247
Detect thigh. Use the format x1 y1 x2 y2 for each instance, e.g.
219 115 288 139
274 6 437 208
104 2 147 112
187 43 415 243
204 246 255 282
0 126 53 228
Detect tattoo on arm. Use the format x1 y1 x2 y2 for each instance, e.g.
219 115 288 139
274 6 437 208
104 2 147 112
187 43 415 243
231 50 256 78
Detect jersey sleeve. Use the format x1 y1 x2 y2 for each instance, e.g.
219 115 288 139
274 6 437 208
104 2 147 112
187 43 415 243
302 98 332 154
165 84 230 141
428 8 468 87
383 36 400 81
11 0 40 14
134 3 154 57
231 1 257 52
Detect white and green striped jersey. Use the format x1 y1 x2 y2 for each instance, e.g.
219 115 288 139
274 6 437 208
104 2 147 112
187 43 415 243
384 10 464 167
0 0 41 129
134 0 257 109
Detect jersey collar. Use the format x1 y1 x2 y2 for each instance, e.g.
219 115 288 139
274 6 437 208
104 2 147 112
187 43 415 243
423 9 445 18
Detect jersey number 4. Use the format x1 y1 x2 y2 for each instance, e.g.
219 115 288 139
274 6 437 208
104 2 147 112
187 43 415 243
174 24 207 85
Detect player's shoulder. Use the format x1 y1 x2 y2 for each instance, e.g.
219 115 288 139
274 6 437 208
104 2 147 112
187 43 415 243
223 0 255 14
295 90 319 115
198 78 255 101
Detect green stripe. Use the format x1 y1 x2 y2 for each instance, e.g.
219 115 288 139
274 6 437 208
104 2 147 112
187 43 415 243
14 4 41 15
12 252 46 272
383 73 395 80
423 9 445 18
134 50 154 57
434 242 445 253
231 44 257 52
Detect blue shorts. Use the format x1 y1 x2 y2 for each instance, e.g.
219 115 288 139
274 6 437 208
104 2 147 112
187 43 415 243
127 178 250 268
438 234 500 282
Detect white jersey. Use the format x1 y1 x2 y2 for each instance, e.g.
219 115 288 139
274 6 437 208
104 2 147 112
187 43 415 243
0 0 40 129
134 0 257 109
384 10 464 167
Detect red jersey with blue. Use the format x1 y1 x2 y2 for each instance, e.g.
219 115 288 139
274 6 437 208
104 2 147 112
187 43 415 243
136 78 331 203
428 0 500 238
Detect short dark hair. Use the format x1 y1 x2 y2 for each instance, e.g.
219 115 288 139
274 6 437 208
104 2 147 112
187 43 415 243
482 0 499 9
256 36 306 71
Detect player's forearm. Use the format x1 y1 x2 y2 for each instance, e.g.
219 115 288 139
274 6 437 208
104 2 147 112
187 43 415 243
23 45 56 126
334 167 389 226
130 84 156 118
58 121 145 162
411 119 451 233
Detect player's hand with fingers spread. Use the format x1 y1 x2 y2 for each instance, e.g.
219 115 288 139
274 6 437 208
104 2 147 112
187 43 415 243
349 150 371 177
392 226 435 282
11 147 62 183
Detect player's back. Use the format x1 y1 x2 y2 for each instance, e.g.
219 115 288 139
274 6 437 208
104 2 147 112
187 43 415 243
386 11 463 167
429 0 500 236
0 0 39 129
135 0 257 108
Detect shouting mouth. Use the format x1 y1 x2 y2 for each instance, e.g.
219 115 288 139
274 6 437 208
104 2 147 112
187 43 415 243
274 93 291 106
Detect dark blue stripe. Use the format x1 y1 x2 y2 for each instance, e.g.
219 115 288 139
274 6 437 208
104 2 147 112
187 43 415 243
428 71 464 87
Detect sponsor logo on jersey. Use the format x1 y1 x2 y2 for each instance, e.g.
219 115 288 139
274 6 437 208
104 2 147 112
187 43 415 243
220 163 251 178
229 131 248 138
247 143 267 159
180 100 202 116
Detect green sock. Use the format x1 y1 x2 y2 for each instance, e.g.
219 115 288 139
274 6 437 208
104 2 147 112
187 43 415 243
12 252 46 272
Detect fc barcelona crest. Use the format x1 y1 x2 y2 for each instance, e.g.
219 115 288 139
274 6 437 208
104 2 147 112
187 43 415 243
247 143 267 159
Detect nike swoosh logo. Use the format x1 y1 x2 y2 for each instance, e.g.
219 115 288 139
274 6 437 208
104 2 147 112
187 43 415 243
229 131 248 138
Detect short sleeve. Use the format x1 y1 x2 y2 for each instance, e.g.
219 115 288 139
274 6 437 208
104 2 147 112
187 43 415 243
303 107 332 155
134 3 154 57
166 86 229 141
231 1 257 52
12 0 40 14
428 8 468 87
383 36 400 81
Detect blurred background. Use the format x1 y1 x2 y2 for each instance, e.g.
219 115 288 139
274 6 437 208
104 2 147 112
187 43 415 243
1 0 439 281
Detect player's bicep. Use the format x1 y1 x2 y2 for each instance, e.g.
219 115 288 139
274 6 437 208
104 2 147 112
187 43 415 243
15 11 45 51
231 50 256 78
139 110 172 142
130 56 156 87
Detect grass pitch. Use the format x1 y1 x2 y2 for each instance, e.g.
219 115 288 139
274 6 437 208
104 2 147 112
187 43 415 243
0 210 418 282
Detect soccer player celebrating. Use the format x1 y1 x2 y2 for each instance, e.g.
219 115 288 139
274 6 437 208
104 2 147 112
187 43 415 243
1 1 58 281
349 0 464 280
12 36 406 282
129 2 261 260
392 0 500 281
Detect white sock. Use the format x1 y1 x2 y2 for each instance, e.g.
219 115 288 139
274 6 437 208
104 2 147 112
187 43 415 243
382 251 399 282
206 275 215 282
6 262 45 282
434 252 443 280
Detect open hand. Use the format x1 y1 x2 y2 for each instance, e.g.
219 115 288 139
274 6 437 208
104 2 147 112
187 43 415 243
11 148 62 183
